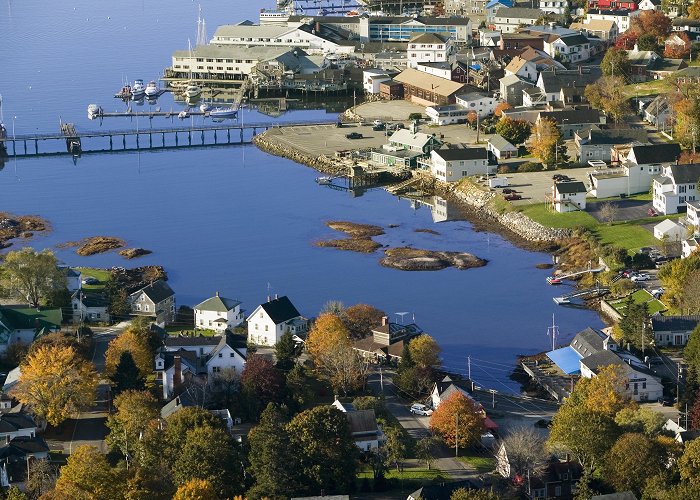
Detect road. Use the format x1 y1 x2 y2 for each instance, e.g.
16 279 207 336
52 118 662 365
45 322 130 454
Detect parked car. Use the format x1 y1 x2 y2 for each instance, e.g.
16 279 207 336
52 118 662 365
504 193 523 201
372 123 385 131
409 403 433 416
534 419 552 428
372 120 384 127
659 397 674 406
346 132 363 139
622 269 637 278
638 247 653 254
502 188 517 194
651 287 665 298
647 208 658 217
552 174 570 182
82 277 99 285
335 121 343 128
631 273 651 282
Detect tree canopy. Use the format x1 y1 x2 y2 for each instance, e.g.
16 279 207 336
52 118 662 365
106 390 159 464
630 11 672 40
601 48 631 82
0 247 67 307
528 117 561 167
603 433 665 497
341 303 385 339
52 445 124 500
429 391 485 450
495 117 531 145
172 479 218 500
104 329 153 379
584 76 631 123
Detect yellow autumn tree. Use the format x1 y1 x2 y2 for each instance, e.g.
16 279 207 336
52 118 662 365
528 117 561 167
173 478 218 500
305 313 350 368
13 345 98 427
52 445 123 499
408 334 441 368
585 364 632 418
105 329 153 378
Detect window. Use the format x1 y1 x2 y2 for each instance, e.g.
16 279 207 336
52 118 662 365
136 304 141 311
218 353 223 358
230 352 235 357
555 486 562 496
265 325 268 331
212 366 221 373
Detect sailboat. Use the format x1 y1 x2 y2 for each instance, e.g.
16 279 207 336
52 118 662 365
183 38 202 98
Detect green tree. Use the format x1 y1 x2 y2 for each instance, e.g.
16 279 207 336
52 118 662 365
408 335 441 368
247 403 301 499
658 252 700 313
287 406 359 494
528 117 561 167
0 247 66 307
172 426 243 499
601 48 632 82
690 0 700 18
384 426 407 472
275 331 298 370
637 33 659 51
14 345 98 427
614 406 666 435
111 351 145 393
604 433 665 496
52 445 123 499
584 76 631 123
173 479 218 500
495 117 531 145
106 390 159 464
616 300 650 350
104 329 153 379
416 435 441 470
679 438 700 484
450 488 500 500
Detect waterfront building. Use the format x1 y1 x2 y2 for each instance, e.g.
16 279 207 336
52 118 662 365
455 91 498 118
0 306 62 354
194 292 244 333
352 316 423 363
487 134 518 159
425 104 471 125
388 128 443 154
363 69 393 94
653 163 700 215
551 181 588 213
129 280 176 327
246 295 308 347
573 128 648 164
393 68 466 106
423 145 492 182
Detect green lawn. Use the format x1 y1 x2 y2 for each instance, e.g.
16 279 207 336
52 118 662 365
76 267 112 291
357 466 446 492
165 326 219 337
608 289 667 316
622 79 671 98
458 453 496 473
519 203 597 229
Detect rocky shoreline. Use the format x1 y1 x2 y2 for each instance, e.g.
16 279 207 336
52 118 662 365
0 213 50 249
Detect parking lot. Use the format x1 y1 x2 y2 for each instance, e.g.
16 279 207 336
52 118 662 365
586 198 655 222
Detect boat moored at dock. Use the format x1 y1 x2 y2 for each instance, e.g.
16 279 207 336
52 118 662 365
145 80 160 97
208 106 238 119
132 79 146 97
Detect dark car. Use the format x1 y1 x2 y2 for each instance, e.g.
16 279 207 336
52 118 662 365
505 193 523 201
552 174 570 182
372 123 385 131
534 419 552 428
659 397 674 406
345 132 363 139
502 188 517 194
335 121 343 128
647 208 658 217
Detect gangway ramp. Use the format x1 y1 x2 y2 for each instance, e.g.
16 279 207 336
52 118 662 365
554 284 610 305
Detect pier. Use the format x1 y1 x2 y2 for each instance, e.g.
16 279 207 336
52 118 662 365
0 120 336 158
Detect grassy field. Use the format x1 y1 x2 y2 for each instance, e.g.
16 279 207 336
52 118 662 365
518 204 658 251
76 267 112 291
622 79 671 99
165 326 219 337
357 466 446 492
458 453 496 473
608 289 667 316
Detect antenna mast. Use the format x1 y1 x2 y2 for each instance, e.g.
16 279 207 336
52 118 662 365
546 314 559 351
196 5 208 47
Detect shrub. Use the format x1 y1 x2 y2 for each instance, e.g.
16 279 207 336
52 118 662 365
408 113 423 121
498 165 515 174
517 162 544 172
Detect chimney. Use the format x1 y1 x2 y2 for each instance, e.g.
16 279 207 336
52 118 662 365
173 356 182 386
381 316 388 326
216 291 219 297
315 21 320 33
267 295 271 302
275 293 278 300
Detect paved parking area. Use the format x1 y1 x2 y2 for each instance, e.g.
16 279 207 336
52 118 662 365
479 167 589 205
586 198 655 222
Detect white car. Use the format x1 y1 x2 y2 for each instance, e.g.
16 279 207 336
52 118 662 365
372 119 384 127
631 273 651 282
410 403 433 416
651 287 665 298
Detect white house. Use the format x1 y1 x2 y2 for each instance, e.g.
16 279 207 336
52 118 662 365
331 399 384 451
62 267 81 293
194 292 244 333
426 104 471 125
539 0 567 14
493 7 544 34
164 335 221 357
455 92 498 118
548 34 592 64
0 413 38 442
486 0 514 23
654 218 687 242
651 315 700 346
487 134 518 159
406 33 454 69
638 0 661 10
552 181 587 213
427 146 491 182
363 69 392 94
71 291 110 324
683 237 698 257
154 349 197 399
247 295 308 346
0 306 62 354
653 163 700 215
685 200 700 230
586 9 641 34
205 335 247 378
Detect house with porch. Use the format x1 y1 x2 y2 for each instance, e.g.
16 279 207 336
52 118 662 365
388 129 443 154
71 291 110 324
352 316 423 363
0 306 62 354
651 315 700 346
406 33 454 69
552 181 587 213
129 280 176 327
247 295 308 346
194 292 244 333
653 163 700 215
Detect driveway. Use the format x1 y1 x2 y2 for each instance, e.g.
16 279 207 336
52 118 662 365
586 199 655 222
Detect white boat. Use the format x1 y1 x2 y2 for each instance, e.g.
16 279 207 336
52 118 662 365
178 110 188 119
132 79 146 97
184 83 202 98
316 176 332 185
144 80 160 97
199 102 211 113
87 104 102 119
208 106 238 119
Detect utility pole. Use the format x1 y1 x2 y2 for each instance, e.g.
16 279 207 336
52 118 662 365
468 355 471 385
455 413 459 457
380 366 384 393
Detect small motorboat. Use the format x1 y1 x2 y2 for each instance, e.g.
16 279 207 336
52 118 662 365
546 276 562 285
178 110 188 119
144 80 160 97
115 85 132 99
209 106 238 119
199 102 211 113
184 83 202 98
316 176 332 185
87 104 102 119
132 79 146 97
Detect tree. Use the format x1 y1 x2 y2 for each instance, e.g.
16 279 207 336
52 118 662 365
601 48 632 82
615 31 639 50
241 354 285 419
52 445 123 500
614 406 666 435
429 392 485 451
275 331 298 370
384 426 407 472
451 488 500 500
173 479 218 500
604 433 664 496
658 253 700 313
0 248 66 307
500 427 548 478
106 390 159 464
416 436 441 470
342 304 385 339
172 426 243 499
104 329 153 379
466 111 478 130
638 33 659 52
305 313 350 367
598 201 620 225
13 345 98 427
29 331 91 361
25 458 57 499
108 287 130 319
320 343 369 395
631 10 672 40
320 300 345 316
665 32 692 59
3 341 28 367
679 438 700 485
287 406 359 494
208 367 241 410
112 351 145 393
691 0 700 19
584 364 632 417
616 300 651 351
584 76 631 123
494 102 512 117
528 117 560 167
248 403 301 499
495 117 531 145
163 407 225 454
408 335 441 368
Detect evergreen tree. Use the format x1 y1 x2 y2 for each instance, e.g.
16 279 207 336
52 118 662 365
275 331 298 371
112 351 145 393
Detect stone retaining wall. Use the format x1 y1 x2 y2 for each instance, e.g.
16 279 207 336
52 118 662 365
253 132 349 176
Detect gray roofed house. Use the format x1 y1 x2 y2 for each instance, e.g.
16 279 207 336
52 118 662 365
554 181 587 195
538 109 605 138
669 163 700 184
628 143 681 166
409 32 449 44
0 413 37 440
537 68 602 101
432 146 488 161
651 315 700 346
574 128 648 163
495 7 545 18
164 335 222 350
487 134 518 159
389 128 443 154
129 280 176 327
570 327 615 357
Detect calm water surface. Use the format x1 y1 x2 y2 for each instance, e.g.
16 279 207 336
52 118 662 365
0 1 603 392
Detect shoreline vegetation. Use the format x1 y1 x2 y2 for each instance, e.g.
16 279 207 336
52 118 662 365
0 213 50 249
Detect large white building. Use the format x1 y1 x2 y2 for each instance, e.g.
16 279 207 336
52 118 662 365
653 163 700 215
586 9 641 34
210 23 350 55
247 296 308 346
493 7 544 33
455 92 499 118
406 33 454 69
194 292 244 333
552 181 587 213
425 146 492 182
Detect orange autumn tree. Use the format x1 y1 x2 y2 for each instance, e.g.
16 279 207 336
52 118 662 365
494 102 512 117
429 391 485 450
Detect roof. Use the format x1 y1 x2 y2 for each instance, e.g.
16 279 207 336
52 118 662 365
208 334 247 362
570 19 617 32
259 296 301 324
669 163 700 184
570 327 607 357
212 24 292 39
345 409 379 434
655 218 684 233
164 335 222 348
0 412 36 434
156 348 199 372
557 34 590 47
0 436 49 459
0 306 62 335
538 68 602 93
591 492 638 500
539 109 602 125
488 134 517 151
394 68 465 97
194 293 241 312
625 49 659 66
587 8 634 16
586 128 648 145
409 32 449 44
494 7 544 20
651 315 700 333
390 129 439 149
434 146 488 161
673 18 700 27
547 346 583 374
486 0 513 7
555 181 587 194
132 280 175 304
629 144 681 165
2 367 21 393
500 73 534 87
160 392 197 419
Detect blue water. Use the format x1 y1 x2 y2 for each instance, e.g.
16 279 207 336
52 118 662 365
0 0 604 392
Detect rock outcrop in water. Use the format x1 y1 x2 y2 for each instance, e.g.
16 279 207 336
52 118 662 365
380 247 487 271
0 213 50 249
